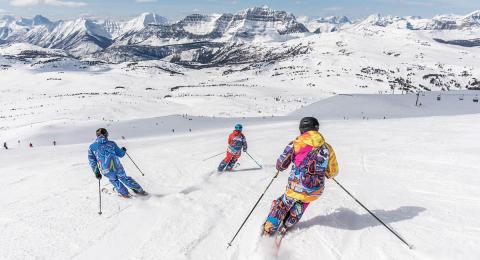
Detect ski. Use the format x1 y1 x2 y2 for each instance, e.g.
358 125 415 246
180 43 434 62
274 225 287 256
259 222 287 257
101 187 149 198
217 163 240 173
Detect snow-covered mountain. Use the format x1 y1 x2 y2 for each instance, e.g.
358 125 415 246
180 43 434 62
114 6 308 46
301 16 350 33
0 12 169 55
1 7 480 70
354 11 480 30
1 7 480 96
25 18 112 56
179 13 223 35
120 12 168 35
1 8 480 59
223 6 308 39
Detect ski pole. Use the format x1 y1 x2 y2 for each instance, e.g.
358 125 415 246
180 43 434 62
126 152 145 176
202 151 224 161
332 178 414 249
98 179 102 215
245 151 263 168
227 170 280 248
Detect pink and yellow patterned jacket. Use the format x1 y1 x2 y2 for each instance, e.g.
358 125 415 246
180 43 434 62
276 130 339 202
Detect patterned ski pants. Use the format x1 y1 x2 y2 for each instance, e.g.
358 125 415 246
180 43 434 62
264 194 310 233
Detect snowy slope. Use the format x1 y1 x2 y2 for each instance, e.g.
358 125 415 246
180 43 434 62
0 108 479 259
1 37 480 259
1 34 479 134
291 91 480 119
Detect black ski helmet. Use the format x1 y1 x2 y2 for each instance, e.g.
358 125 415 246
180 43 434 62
299 117 319 133
96 128 108 138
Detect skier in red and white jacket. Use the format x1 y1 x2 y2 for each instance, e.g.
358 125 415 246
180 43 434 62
218 124 247 172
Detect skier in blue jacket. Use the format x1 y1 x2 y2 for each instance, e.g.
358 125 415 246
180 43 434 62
88 128 146 198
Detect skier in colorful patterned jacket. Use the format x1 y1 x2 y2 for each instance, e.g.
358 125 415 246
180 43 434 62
263 117 339 235
88 128 146 198
218 124 248 172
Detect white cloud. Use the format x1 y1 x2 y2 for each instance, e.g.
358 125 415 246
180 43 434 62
45 0 87 7
135 0 157 3
9 0 41 6
9 0 87 7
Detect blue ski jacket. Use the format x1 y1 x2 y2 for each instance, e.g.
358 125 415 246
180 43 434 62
88 136 126 176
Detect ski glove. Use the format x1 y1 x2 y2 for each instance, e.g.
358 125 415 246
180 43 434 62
95 172 102 180
243 147 247 152
121 147 127 152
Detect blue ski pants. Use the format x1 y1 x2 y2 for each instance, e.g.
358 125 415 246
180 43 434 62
105 170 143 196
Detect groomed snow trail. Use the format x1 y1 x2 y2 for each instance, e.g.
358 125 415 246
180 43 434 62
1 114 480 259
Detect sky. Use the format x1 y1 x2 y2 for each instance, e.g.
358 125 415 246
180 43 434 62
0 0 479 21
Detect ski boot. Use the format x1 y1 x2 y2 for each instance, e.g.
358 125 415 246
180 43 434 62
278 224 288 236
119 193 132 199
262 221 276 236
217 161 228 172
133 189 148 196
113 187 132 198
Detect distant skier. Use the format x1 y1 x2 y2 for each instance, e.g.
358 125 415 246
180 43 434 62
262 117 339 235
3 142 8 150
218 124 248 172
88 128 147 198
53 140 57 146
29 143 33 148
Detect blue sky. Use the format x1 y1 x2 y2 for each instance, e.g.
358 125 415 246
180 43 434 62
0 0 479 20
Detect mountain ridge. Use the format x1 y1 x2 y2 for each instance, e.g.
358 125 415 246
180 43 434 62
0 7 479 66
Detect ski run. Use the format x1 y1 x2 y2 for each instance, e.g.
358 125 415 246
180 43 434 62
1 92 480 259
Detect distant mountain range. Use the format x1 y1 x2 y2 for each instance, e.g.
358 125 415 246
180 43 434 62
0 6 479 65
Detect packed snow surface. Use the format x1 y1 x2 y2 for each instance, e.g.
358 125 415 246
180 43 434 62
1 90 479 259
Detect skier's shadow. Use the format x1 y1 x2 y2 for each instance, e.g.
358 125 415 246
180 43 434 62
296 206 426 230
